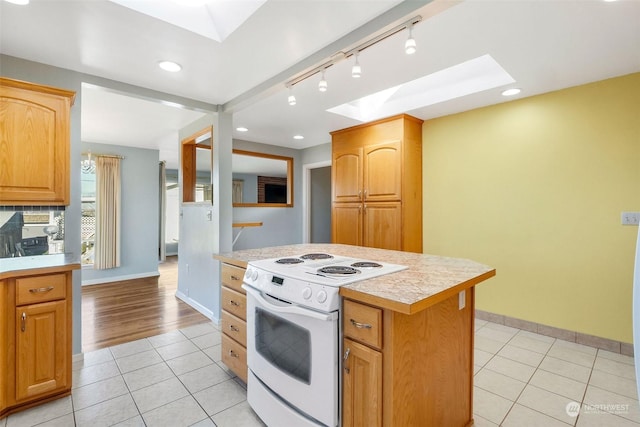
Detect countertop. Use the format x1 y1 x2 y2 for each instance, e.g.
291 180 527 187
0 253 81 279
214 244 495 314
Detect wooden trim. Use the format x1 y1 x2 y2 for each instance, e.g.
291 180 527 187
232 149 294 207
330 113 423 136
0 77 76 105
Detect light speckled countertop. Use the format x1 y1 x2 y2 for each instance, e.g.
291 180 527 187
0 253 80 279
214 244 495 314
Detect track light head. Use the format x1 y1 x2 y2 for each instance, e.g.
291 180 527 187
405 24 416 55
352 53 362 78
318 70 328 92
287 85 296 106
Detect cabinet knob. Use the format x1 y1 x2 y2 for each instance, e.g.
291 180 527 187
343 347 351 373
229 350 239 359
229 324 239 332
21 312 26 332
230 275 240 281
229 300 240 307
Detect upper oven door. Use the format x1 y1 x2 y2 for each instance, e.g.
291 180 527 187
243 284 339 427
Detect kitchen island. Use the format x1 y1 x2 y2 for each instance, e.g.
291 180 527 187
214 244 495 427
1 254 79 418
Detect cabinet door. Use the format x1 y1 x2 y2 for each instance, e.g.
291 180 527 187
332 203 362 246
363 140 402 202
0 83 72 205
15 300 67 401
342 338 382 427
363 202 402 251
332 147 363 203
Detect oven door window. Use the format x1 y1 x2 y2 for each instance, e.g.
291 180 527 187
255 307 311 384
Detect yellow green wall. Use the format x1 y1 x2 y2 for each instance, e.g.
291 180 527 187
422 73 640 343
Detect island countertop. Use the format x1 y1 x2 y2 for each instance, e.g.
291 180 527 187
214 244 495 314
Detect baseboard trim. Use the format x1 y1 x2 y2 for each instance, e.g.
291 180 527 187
175 290 219 325
475 309 633 357
81 271 160 286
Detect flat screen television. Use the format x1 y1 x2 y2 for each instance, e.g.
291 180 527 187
265 184 287 203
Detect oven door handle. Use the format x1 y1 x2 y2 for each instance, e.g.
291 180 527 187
242 285 338 322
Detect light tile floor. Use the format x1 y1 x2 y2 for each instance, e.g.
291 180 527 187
1 320 638 427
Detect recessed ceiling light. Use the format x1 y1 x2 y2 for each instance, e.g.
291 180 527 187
158 61 182 72
293 135 304 140
236 127 248 132
4 0 29 4
501 88 521 96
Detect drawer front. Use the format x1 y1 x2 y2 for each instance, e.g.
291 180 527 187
343 299 382 349
221 264 246 293
221 287 247 320
16 273 66 306
221 310 247 346
221 334 247 383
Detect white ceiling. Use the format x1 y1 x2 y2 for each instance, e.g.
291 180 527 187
1 0 639 170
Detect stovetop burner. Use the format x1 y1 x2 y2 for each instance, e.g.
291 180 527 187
351 261 382 268
275 258 304 265
318 265 360 276
300 253 334 260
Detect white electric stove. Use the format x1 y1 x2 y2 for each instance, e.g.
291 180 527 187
243 252 408 313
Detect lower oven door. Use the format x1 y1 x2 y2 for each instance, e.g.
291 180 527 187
243 284 339 427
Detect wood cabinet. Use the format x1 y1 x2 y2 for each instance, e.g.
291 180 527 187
220 263 248 383
0 78 75 206
1 268 75 418
342 289 476 427
331 114 423 252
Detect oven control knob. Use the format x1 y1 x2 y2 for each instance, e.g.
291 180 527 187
251 270 258 281
302 287 312 300
317 290 327 303
245 268 253 280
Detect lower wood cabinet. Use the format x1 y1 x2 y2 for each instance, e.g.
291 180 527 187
342 289 476 427
1 267 75 418
220 263 248 383
342 338 382 427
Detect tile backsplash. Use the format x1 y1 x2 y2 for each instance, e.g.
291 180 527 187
0 206 65 258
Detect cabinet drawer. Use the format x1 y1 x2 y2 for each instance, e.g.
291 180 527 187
221 310 247 346
16 274 66 306
343 300 382 349
221 264 246 293
221 287 247 320
221 334 247 383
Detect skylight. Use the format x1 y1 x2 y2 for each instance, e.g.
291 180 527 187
327 54 516 122
109 0 266 42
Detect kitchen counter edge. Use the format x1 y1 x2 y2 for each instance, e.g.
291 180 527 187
214 244 495 315
1 254 81 280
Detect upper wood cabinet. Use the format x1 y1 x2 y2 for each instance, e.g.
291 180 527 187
331 114 423 253
0 78 76 206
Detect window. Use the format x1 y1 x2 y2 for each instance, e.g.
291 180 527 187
81 162 96 265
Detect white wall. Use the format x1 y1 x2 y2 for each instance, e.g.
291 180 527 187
81 142 160 285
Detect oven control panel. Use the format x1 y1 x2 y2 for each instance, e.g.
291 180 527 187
244 266 340 312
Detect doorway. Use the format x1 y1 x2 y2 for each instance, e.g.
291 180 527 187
303 161 332 243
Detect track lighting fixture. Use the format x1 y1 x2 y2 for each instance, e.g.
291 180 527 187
287 85 296 106
318 69 328 92
283 15 422 105
405 24 416 55
352 52 362 78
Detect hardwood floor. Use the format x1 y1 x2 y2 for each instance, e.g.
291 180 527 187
81 256 210 352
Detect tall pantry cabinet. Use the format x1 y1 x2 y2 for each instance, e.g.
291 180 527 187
330 114 423 253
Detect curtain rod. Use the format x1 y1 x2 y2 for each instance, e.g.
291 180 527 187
82 152 125 160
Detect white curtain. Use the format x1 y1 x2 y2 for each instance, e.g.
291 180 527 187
159 161 167 262
95 156 121 270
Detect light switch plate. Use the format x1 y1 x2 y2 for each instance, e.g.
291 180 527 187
622 212 640 226
459 290 466 310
